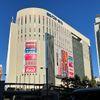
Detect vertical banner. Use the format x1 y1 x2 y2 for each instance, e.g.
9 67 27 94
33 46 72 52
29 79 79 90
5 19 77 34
24 41 37 73
68 53 74 78
57 50 68 78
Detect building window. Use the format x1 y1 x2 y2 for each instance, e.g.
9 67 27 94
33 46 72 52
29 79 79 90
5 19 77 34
21 35 23 38
29 15 31 23
29 34 31 37
34 15 36 23
46 17 48 26
29 28 31 32
25 34 27 37
25 15 27 24
43 26 44 33
46 27 48 33
39 28 40 33
21 29 23 33
39 34 40 37
43 16 44 25
49 19 51 26
39 15 40 24
21 16 23 25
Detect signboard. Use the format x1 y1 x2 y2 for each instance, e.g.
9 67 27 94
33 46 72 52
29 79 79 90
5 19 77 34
56 50 74 78
24 41 37 73
68 53 74 78
57 50 68 78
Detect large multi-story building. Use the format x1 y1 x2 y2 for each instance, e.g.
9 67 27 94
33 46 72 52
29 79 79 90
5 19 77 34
6 8 92 86
94 15 100 76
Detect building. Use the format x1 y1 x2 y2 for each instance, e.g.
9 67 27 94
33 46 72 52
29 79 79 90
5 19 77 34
6 8 92 86
0 65 2 80
94 15 100 77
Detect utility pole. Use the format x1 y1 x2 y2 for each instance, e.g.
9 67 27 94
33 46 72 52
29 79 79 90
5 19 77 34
46 67 48 99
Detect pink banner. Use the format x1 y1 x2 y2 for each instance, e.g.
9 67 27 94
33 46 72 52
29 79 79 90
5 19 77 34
25 66 36 73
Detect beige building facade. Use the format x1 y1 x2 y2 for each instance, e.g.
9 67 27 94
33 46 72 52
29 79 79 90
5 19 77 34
6 8 92 86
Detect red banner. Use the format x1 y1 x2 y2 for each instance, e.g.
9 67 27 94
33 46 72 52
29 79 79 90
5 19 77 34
25 66 36 73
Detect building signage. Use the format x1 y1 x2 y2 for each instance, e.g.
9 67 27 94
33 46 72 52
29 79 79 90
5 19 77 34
56 50 74 78
47 12 63 25
57 50 68 78
68 53 74 78
24 41 37 73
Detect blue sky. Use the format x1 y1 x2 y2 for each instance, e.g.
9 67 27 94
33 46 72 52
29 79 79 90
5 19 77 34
0 0 100 79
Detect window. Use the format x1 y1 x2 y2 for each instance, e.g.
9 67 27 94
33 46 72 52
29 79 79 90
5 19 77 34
46 17 48 26
21 16 23 25
43 26 44 33
43 16 44 25
46 27 48 33
25 15 27 24
49 19 51 26
39 15 40 24
39 28 40 33
29 34 31 37
29 15 31 23
34 15 36 23
29 28 31 32
25 34 27 37
21 29 23 33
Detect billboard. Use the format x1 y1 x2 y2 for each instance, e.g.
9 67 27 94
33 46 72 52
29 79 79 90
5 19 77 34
24 41 37 73
68 53 74 78
56 50 74 78
57 50 68 78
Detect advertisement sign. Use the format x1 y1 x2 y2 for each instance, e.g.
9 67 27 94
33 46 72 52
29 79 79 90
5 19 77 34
24 41 37 73
25 66 36 73
56 50 74 78
68 53 74 78
57 50 68 78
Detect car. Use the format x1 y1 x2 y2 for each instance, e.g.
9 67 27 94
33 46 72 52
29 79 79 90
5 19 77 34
67 88 100 100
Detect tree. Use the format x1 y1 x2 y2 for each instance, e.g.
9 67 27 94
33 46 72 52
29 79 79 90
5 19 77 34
90 78 96 87
61 77 72 88
82 76 90 88
72 74 82 88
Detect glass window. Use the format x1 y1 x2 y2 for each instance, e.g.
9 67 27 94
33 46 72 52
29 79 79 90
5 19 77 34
29 15 31 23
21 16 23 25
25 34 27 37
29 28 31 32
34 15 36 23
21 29 23 33
43 26 44 33
43 16 44 25
29 34 31 37
46 27 48 33
46 17 48 26
25 15 27 24
39 15 40 24
39 28 40 33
